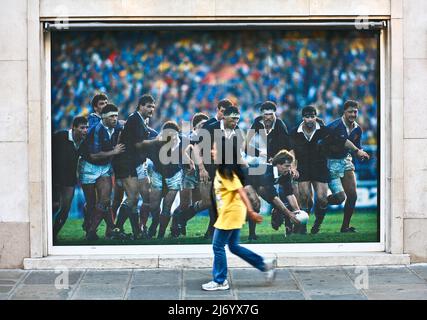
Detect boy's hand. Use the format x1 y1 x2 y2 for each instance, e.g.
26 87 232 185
248 210 263 224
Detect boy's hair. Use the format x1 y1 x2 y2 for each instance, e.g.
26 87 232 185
192 112 209 128
272 149 294 166
72 116 88 128
91 93 108 109
101 103 118 115
343 100 359 111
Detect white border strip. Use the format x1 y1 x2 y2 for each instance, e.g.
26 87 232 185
48 242 385 255
380 29 386 249
46 32 53 253
44 21 387 31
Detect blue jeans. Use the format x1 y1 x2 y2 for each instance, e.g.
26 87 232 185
212 228 265 284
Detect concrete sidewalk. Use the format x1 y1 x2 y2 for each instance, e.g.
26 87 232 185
1 265 426 300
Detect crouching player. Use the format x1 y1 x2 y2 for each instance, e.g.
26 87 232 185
270 150 302 236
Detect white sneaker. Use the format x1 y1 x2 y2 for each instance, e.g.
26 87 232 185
202 279 229 291
263 258 277 283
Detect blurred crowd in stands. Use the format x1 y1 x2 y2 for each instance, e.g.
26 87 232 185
51 30 378 179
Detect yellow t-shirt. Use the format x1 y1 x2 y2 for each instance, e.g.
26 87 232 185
213 170 246 230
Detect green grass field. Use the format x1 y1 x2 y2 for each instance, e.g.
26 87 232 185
55 210 379 245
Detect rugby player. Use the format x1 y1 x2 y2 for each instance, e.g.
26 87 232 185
113 94 162 240
88 93 108 129
195 104 246 240
244 101 292 240
290 105 368 234
270 149 302 235
79 104 125 240
325 100 370 233
52 116 88 243
170 112 210 237
144 121 191 238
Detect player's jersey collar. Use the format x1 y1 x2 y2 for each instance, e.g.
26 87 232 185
136 111 149 125
101 121 115 139
297 121 320 142
341 117 359 135
260 116 276 135
220 120 236 139
68 129 81 149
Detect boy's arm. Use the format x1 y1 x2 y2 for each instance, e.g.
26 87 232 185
237 187 263 223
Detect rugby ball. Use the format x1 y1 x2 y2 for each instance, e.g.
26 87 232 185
295 210 309 225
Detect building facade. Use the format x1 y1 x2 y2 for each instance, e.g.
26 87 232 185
0 0 426 268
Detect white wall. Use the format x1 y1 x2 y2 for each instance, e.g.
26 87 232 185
402 0 427 261
0 0 28 223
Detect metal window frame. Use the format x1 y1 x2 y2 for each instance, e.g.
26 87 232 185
43 20 387 32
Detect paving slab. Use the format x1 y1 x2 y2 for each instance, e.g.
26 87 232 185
0 280 18 286
10 284 74 300
183 269 213 280
185 295 237 300
0 270 27 280
310 294 367 300
291 267 360 295
236 290 305 300
363 288 427 300
127 285 180 300
72 284 127 300
230 269 299 291
344 266 426 288
0 286 14 294
132 269 181 286
409 264 427 281
24 270 83 285
185 278 234 297
79 270 132 285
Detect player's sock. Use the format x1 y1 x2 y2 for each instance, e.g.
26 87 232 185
148 210 160 238
139 203 150 230
88 204 107 238
178 205 198 236
248 219 258 240
311 205 327 234
115 203 130 232
341 199 356 231
103 209 116 237
129 207 140 239
204 207 216 239
158 214 171 239
170 207 181 237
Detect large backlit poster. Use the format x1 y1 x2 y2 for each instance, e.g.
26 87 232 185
51 29 379 246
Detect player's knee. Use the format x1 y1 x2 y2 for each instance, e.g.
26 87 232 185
161 210 171 217
126 197 138 208
317 197 328 209
96 201 110 212
258 186 276 203
346 192 357 204
327 191 345 205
